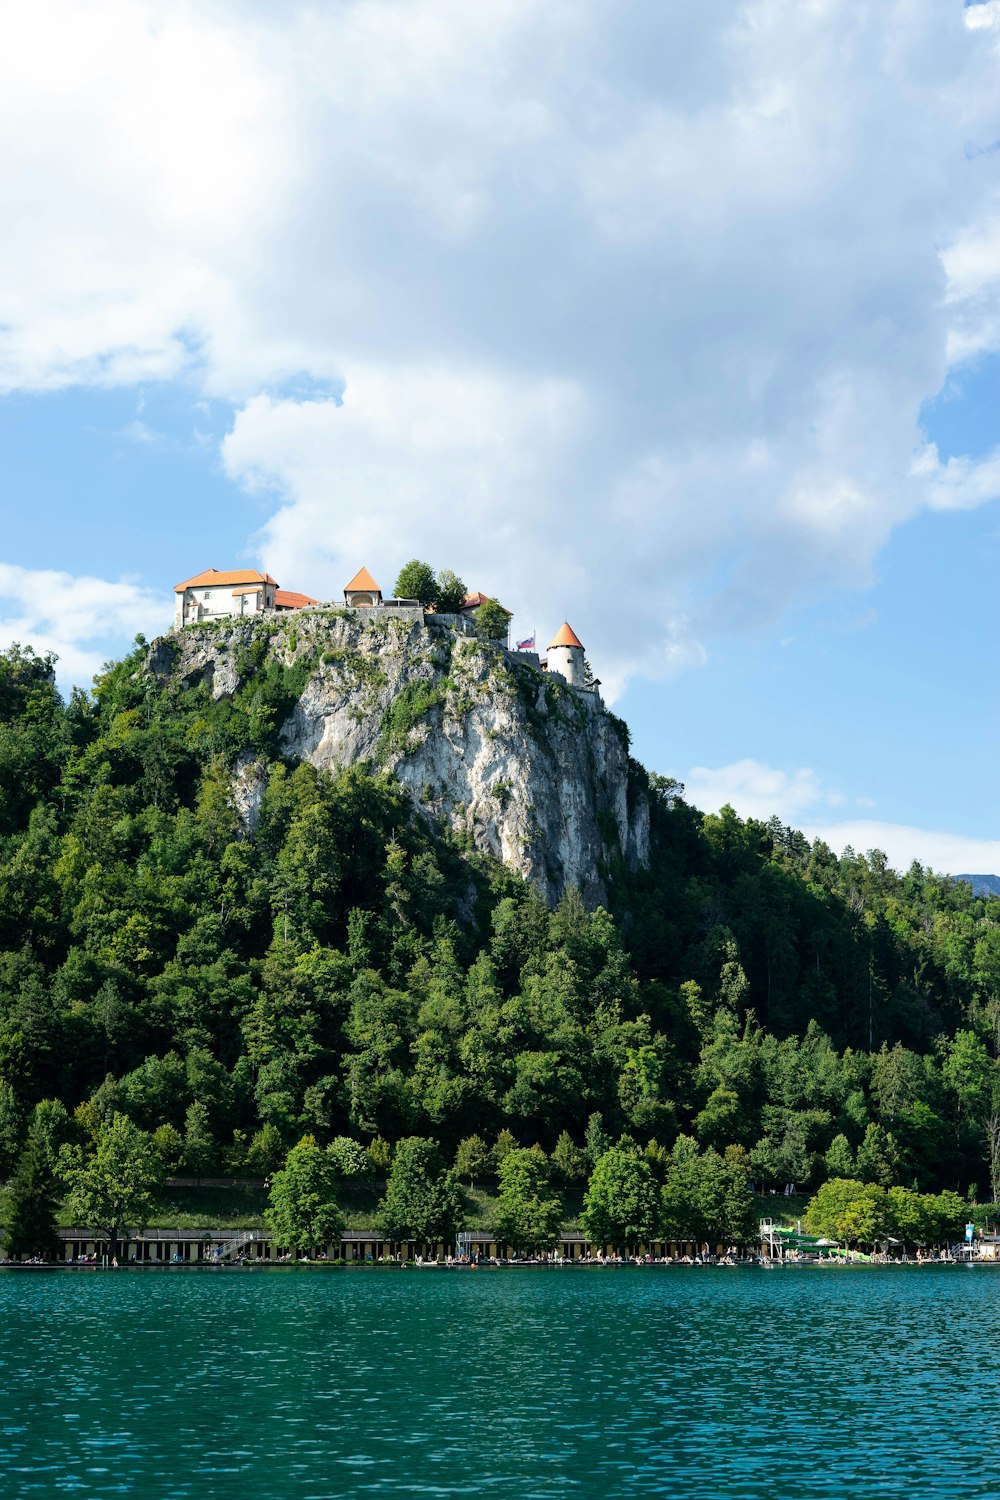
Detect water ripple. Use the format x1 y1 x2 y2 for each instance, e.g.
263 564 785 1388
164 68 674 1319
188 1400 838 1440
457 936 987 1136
0 1266 996 1496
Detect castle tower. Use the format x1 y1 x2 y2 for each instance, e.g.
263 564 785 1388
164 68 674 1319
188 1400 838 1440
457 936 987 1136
343 567 382 607
547 622 585 688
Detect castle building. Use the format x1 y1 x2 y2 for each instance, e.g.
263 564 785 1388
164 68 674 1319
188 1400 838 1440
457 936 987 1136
343 567 383 607
173 564 598 697
275 589 319 611
173 569 315 628
546 622 586 688
459 591 514 628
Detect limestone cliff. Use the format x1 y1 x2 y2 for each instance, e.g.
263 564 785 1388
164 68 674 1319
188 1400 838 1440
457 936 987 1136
148 608 649 907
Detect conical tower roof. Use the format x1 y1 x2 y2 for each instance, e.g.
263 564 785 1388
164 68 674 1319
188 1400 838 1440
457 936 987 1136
548 621 584 650
344 566 380 592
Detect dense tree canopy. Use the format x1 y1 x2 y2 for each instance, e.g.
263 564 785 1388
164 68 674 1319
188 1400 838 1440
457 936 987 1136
0 637 999 1234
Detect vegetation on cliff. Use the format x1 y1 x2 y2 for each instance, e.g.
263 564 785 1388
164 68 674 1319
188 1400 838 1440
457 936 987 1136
1 636 1000 1252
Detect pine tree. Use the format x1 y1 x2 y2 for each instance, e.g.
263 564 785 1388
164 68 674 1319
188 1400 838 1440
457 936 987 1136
551 1130 586 1183
5 1134 60 1261
583 1112 610 1171
183 1102 216 1179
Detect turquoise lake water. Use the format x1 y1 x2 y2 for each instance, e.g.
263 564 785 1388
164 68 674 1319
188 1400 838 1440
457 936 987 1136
1 1264 997 1497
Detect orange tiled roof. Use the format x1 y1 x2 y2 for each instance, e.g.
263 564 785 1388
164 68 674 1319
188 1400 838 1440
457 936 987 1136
461 591 512 615
549 622 584 650
174 568 278 592
344 567 380 593
275 589 319 608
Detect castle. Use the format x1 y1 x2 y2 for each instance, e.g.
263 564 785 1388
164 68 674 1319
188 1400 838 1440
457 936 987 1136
172 565 597 693
173 569 318 626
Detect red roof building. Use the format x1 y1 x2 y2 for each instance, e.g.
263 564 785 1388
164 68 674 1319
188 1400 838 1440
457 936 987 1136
275 590 319 610
460 591 512 617
173 568 316 628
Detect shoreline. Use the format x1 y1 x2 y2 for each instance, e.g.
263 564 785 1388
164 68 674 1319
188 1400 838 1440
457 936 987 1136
2 1256 992 1273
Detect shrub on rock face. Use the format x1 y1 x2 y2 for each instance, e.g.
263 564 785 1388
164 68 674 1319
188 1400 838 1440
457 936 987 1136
473 598 510 642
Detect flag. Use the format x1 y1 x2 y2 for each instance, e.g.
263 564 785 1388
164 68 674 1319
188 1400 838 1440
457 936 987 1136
516 635 535 650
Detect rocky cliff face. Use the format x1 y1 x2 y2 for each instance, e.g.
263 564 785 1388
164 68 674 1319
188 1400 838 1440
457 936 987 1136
149 608 649 907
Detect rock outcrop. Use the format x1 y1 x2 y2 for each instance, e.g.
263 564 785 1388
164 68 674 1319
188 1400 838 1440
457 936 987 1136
148 608 649 907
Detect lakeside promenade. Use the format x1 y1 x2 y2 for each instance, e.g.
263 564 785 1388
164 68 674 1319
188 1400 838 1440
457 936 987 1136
3 1221 994 1268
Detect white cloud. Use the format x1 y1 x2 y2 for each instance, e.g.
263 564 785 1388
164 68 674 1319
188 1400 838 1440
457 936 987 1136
682 756 999 875
4 2 1000 686
0 564 164 689
803 819 1000 876
965 2 1000 31
684 759 846 824
0 1 284 393
220 370 705 696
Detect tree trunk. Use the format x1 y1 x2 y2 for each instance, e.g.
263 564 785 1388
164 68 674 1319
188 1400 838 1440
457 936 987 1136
986 1112 1000 1203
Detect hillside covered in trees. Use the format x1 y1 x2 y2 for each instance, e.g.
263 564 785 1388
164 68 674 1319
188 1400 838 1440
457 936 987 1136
1 632 1000 1225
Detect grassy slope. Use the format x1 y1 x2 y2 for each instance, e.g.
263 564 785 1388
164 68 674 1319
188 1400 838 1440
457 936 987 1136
3 1183 797 1235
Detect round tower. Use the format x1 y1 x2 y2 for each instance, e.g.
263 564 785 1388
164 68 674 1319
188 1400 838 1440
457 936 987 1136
547 622 586 687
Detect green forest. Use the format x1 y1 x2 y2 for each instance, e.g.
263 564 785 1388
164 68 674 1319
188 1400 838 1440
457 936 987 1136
1 632 999 1254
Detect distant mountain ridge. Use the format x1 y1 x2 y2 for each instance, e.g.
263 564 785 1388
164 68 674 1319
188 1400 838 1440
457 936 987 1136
954 873 1000 897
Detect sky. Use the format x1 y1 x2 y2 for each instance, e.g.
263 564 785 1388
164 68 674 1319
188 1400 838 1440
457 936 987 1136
2 0 1000 875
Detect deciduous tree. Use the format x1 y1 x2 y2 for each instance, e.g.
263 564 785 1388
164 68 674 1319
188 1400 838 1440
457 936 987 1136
394 561 438 606
551 1130 586 1184
265 1134 344 1255
59 1113 162 1263
493 1148 563 1255
378 1136 464 1246
328 1136 369 1178
435 570 467 615
582 1146 658 1253
472 598 509 642
454 1134 490 1187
